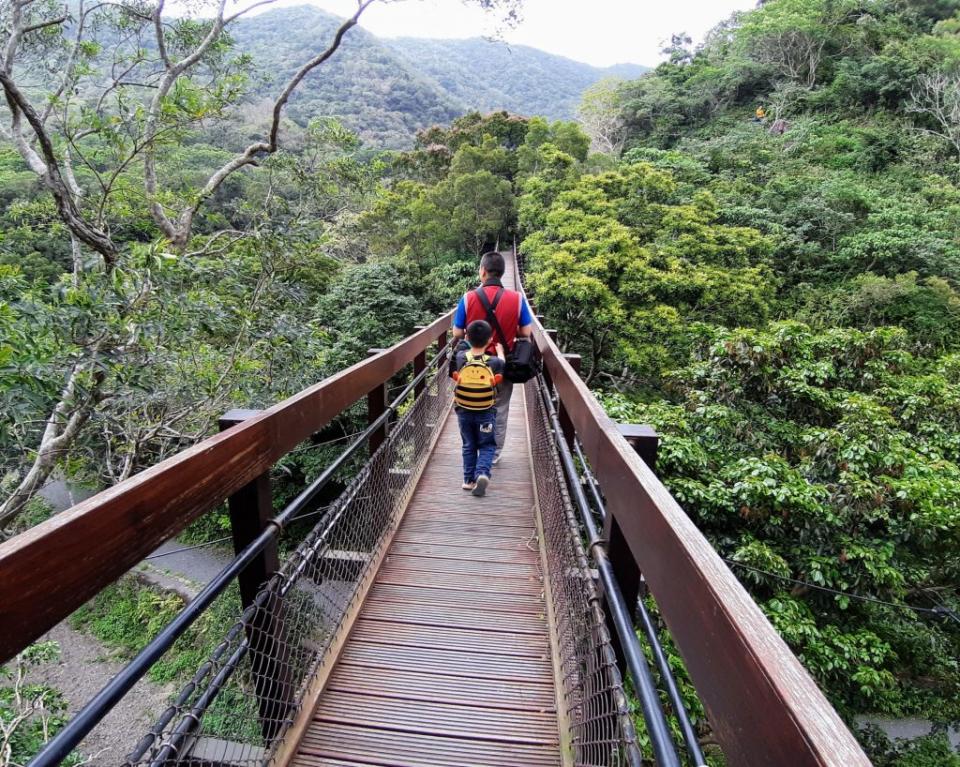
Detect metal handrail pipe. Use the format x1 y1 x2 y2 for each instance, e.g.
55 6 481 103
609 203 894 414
536 379 681 767
28 349 449 767
574 437 707 767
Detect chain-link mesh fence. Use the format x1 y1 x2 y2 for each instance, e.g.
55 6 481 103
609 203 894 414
524 375 641 767
123 357 453 767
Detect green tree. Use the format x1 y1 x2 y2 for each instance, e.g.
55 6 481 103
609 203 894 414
443 170 516 256
0 0 524 529
523 161 773 385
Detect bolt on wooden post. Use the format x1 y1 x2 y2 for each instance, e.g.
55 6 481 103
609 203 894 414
218 409 293 740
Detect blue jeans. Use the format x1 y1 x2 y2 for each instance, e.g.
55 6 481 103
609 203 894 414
457 408 497 483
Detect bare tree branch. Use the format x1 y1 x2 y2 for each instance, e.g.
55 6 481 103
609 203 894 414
909 71 960 161
0 69 118 261
22 12 68 35
153 0 172 69
150 0 374 249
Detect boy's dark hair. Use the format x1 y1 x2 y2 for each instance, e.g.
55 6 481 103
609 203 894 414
466 319 493 349
480 251 505 278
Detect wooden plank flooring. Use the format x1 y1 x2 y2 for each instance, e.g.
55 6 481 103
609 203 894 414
291 387 563 767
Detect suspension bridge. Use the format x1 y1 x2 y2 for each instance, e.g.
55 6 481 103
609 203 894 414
0 250 870 766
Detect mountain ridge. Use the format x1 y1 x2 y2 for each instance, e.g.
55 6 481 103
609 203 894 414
231 5 648 147
386 36 647 122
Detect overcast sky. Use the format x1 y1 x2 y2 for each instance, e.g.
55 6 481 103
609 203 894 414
243 0 759 68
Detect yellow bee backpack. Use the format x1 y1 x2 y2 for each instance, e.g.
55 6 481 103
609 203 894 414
454 353 497 411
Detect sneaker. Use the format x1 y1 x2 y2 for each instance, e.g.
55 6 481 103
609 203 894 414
462 481 476 491
472 475 489 497
493 453 502 466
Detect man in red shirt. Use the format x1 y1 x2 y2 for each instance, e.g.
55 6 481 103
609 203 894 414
452 251 534 464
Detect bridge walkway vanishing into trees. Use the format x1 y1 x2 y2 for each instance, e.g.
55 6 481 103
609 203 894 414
1 250 872 767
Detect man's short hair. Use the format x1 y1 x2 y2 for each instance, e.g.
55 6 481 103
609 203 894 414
466 319 493 349
480 251 505 278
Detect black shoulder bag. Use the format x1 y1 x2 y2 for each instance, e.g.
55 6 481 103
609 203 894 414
475 287 541 384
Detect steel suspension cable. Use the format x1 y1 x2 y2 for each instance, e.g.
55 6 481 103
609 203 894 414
574 437 708 767
535 377 683 767
28 345 450 767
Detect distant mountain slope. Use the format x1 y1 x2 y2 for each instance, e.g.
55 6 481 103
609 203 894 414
232 6 466 148
231 5 648 147
387 37 648 121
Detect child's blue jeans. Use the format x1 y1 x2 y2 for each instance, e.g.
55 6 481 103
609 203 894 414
457 408 497 483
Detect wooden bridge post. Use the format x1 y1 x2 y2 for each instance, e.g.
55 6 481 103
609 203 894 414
367 348 389 455
413 326 428 398
559 354 581 447
603 424 660 679
219 409 293 742
219 410 278 607
543 329 558 391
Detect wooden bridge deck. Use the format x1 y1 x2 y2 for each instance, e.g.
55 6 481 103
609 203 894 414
290 386 564 767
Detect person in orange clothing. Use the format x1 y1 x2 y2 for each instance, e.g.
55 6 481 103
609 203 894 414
452 320 504 497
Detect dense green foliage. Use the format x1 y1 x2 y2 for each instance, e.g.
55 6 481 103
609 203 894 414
862 724 960 766
601 325 960 720
515 0 960 759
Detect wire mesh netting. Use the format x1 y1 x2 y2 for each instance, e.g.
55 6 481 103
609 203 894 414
524 375 641 767
122 359 453 767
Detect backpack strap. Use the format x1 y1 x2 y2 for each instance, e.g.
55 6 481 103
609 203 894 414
474 287 511 353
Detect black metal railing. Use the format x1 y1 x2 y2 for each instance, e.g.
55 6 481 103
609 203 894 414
29 346 453 767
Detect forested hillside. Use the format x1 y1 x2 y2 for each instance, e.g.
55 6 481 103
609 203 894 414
231 6 464 147
230 5 644 145
1 0 959 763
386 36 647 121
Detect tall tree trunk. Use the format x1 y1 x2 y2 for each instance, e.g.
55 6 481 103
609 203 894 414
0 364 100 532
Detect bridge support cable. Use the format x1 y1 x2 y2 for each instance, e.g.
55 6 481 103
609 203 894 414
574 438 708 767
28 345 453 767
532 375 683 767
519 243 872 766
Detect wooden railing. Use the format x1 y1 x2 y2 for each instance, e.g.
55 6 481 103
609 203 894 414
1 247 873 766
0 313 452 662
513 254 871 766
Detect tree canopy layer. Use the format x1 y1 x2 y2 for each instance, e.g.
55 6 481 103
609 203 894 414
2 0 960 763
520 0 960 761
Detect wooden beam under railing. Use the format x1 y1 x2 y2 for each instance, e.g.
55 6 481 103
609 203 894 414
0 312 453 663
510 248 869 767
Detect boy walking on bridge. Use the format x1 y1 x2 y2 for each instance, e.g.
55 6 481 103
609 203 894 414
453 320 504 497
452 251 533 465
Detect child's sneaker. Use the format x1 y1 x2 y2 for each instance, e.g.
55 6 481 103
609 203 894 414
462 481 476 491
472 475 489 497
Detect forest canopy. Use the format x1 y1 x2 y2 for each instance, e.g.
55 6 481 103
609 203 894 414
1 0 959 764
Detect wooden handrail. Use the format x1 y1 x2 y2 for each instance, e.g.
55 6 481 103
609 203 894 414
0 312 453 662
512 253 869 766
